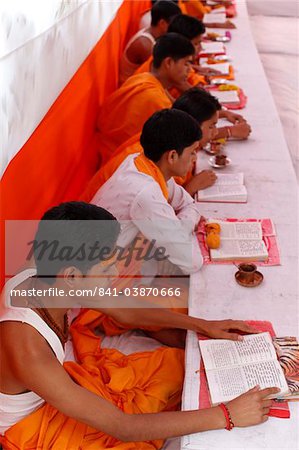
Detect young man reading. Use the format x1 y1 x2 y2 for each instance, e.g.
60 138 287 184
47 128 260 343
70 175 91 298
119 0 181 84
82 88 248 202
0 201 279 448
93 109 209 274
135 15 251 139
97 33 194 165
179 0 236 29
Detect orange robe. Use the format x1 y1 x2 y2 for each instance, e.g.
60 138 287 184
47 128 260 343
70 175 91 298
97 73 172 165
134 56 206 99
178 0 210 19
0 309 184 449
80 133 194 204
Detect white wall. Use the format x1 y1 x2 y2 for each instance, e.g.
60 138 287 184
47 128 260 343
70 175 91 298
0 0 123 177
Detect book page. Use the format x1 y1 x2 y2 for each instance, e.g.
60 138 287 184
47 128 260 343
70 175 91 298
206 360 289 405
212 90 240 104
210 239 268 260
201 62 230 75
198 184 247 201
199 333 276 370
200 42 225 54
211 6 226 14
203 13 226 24
214 173 244 185
207 220 263 240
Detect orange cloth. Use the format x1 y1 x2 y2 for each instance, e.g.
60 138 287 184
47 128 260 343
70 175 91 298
179 0 210 19
80 133 142 202
0 0 151 290
80 130 196 204
97 73 172 165
134 153 169 200
135 56 206 99
0 309 184 449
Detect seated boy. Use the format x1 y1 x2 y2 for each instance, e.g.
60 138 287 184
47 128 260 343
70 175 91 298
93 109 207 274
97 33 195 165
0 201 278 448
119 0 181 84
81 89 249 202
134 15 251 139
179 0 236 28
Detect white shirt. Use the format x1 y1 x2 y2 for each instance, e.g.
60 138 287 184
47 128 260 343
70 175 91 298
91 154 203 274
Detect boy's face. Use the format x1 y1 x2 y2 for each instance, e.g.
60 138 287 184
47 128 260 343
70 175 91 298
199 112 219 147
84 255 118 291
191 34 203 55
171 141 199 177
168 55 193 85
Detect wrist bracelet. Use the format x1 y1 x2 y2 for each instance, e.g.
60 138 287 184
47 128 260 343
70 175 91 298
219 403 235 431
226 126 232 139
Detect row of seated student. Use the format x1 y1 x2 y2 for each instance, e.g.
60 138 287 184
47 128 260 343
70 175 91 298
0 1 277 449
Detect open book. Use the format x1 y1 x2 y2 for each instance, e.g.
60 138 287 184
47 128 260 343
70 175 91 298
212 90 240 104
206 219 269 261
199 332 290 405
197 173 247 203
203 12 226 24
201 62 230 75
200 42 225 55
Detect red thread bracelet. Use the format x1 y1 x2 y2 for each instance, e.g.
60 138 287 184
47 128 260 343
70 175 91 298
219 403 235 430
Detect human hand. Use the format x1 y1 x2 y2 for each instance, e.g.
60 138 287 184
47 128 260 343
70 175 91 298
231 121 252 139
186 170 217 197
192 65 222 76
227 386 280 427
202 319 258 341
221 110 246 124
210 20 236 29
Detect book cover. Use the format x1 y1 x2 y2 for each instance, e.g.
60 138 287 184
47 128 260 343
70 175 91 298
273 337 299 400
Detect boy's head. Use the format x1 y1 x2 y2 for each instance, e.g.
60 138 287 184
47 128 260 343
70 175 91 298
173 88 221 146
151 0 182 33
140 109 201 177
168 14 206 54
153 33 195 85
33 202 120 288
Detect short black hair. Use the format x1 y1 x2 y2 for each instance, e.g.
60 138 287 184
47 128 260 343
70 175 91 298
168 14 205 39
140 109 202 162
153 32 195 69
33 202 120 283
151 1 181 26
172 87 221 125
152 0 179 4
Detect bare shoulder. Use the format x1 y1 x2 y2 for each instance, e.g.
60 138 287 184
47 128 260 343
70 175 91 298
126 36 153 64
0 320 56 366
